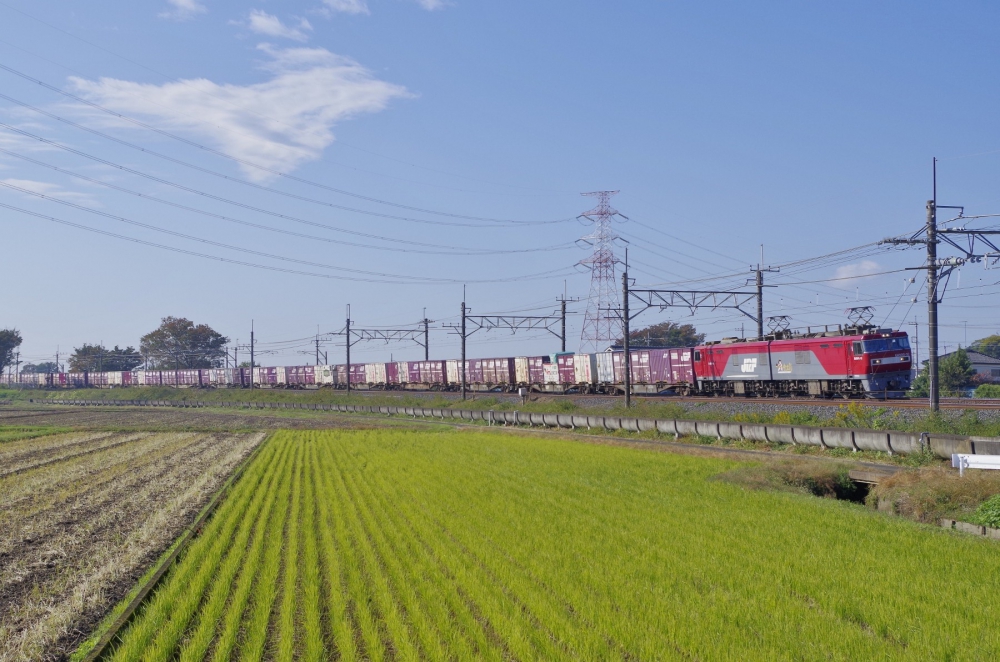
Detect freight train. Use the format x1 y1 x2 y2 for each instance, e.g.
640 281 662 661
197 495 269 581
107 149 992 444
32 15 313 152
2 324 912 398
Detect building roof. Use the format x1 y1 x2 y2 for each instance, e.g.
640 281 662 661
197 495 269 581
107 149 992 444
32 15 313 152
939 349 1000 365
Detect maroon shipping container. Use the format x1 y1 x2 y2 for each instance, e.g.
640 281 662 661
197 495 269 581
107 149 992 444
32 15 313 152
556 354 576 383
464 359 484 383
613 349 694 385
482 357 515 384
349 364 366 384
528 356 547 383
122 371 134 386
403 361 421 383
385 362 400 385
285 366 316 386
416 361 446 384
254 367 278 386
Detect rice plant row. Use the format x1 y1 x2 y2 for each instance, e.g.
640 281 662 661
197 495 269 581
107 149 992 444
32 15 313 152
106 429 1000 660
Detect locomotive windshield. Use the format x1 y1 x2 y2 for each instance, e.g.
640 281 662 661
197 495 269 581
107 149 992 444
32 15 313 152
862 337 910 353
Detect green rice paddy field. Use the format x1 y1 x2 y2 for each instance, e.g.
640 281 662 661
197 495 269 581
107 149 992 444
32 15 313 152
103 429 1000 660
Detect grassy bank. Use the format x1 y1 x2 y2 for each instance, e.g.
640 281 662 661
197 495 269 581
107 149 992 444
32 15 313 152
6 385 1000 436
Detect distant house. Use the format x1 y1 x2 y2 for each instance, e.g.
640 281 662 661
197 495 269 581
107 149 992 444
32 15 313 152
937 350 1000 383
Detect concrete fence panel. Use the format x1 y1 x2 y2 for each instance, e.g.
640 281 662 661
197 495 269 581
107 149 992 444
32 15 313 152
971 438 1000 455
853 430 891 453
695 421 720 438
928 434 972 459
765 425 796 444
740 424 768 442
888 432 920 455
588 416 606 429
572 415 591 429
656 419 678 435
557 415 576 428
620 418 641 432
821 428 855 450
603 417 622 431
637 418 657 433
675 420 698 437
793 426 825 447
529 413 546 426
542 414 560 427
717 422 743 440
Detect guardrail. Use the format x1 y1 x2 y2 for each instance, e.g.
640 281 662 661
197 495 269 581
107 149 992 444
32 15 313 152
952 453 1000 476
32 397 1000 460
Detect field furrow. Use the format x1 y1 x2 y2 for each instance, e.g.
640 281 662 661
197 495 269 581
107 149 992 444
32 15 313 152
94 429 1000 660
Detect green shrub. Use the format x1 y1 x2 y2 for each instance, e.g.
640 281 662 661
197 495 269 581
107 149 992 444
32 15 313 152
973 384 1000 399
969 494 1000 528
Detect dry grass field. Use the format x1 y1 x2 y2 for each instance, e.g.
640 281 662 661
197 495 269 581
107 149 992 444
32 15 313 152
0 428 264 661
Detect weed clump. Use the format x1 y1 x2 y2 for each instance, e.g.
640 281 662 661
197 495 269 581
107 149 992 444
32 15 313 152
713 459 863 501
868 466 1000 523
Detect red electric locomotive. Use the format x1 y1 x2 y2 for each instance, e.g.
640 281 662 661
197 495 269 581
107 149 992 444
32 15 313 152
692 325 912 398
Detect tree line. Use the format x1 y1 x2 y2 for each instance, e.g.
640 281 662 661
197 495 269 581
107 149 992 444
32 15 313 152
1 317 229 375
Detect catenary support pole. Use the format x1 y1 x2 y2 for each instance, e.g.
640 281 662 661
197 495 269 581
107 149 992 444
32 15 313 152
345 309 351 395
249 320 255 389
927 196 939 412
622 269 631 408
560 298 567 352
460 299 467 400
423 316 430 361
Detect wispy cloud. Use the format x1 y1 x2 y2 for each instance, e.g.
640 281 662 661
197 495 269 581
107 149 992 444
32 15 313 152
322 0 370 15
158 0 207 21
241 10 312 42
0 178 99 205
67 44 411 182
412 0 449 10
832 260 882 288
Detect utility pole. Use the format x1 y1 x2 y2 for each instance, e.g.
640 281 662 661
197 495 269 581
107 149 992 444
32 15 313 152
460 298 467 400
421 308 433 361
622 256 632 408
556 287 579 353
750 246 779 339
909 317 919 382
926 195 939 411
345 305 351 395
315 333 321 365
14 351 20 384
250 320 255 389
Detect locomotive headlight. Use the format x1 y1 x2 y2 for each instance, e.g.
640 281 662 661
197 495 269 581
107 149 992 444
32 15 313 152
873 359 881 365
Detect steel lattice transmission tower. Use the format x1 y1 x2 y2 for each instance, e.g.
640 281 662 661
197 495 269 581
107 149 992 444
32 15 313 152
578 190 628 351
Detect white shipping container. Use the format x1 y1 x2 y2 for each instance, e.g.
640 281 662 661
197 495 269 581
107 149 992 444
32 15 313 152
446 359 460 384
543 363 560 384
316 364 334 385
574 353 598 384
276 366 287 386
514 357 530 384
396 362 408 384
364 362 387 384
596 352 616 383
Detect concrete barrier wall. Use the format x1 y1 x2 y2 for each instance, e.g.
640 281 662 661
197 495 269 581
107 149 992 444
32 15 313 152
37 398 1000 459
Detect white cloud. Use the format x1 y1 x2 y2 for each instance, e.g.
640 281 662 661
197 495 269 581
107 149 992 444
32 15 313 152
323 0 370 15
243 10 312 42
413 0 448 10
832 260 882 289
159 0 207 21
67 45 410 182
0 179 99 205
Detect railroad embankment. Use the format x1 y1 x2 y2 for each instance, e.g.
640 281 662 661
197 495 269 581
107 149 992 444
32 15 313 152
6 384 1000 437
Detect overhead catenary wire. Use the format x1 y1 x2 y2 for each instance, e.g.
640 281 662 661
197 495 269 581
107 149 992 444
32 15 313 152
0 145 573 256
0 91 571 229
0 62 577 225
0 199 576 285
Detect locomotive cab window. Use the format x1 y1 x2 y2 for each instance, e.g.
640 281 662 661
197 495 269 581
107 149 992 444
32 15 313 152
731 354 739 367
853 342 864 356
693 350 701 361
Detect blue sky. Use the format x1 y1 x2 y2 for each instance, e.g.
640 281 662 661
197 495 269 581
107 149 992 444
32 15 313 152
3 0 1000 368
